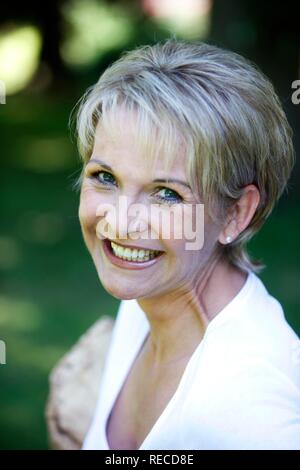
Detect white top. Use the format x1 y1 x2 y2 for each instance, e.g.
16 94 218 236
81 271 300 450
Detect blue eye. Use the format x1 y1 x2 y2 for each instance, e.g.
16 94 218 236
93 170 116 186
156 188 183 205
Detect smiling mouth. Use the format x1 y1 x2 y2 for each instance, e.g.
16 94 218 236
104 238 164 262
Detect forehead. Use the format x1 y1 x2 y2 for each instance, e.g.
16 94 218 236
92 106 188 179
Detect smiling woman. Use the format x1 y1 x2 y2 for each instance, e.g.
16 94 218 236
72 39 300 450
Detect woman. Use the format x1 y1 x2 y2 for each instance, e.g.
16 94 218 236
75 39 300 450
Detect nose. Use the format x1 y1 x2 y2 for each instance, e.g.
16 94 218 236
95 197 149 241
127 216 148 240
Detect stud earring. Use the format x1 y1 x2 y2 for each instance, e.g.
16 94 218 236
225 235 232 244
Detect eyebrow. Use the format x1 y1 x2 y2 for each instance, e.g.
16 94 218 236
88 158 192 190
88 158 113 172
152 178 192 190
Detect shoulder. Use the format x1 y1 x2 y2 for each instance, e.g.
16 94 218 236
214 272 300 386
182 335 300 449
182 359 300 450
181 273 300 449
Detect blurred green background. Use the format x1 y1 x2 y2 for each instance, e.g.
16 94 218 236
0 0 299 450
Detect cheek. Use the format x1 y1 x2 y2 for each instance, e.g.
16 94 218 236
79 188 100 238
170 206 218 264
203 209 222 248
149 206 199 259
149 205 187 241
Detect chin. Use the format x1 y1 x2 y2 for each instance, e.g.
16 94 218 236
96 271 146 300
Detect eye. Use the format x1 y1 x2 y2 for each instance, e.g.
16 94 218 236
91 170 117 186
155 187 183 205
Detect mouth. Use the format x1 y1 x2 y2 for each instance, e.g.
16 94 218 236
102 238 165 269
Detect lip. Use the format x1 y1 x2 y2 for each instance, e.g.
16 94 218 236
107 238 163 252
101 238 165 270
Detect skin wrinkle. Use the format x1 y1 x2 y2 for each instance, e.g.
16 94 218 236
79 110 251 368
78 106 262 451
76 41 294 275
138 244 231 367
75 39 296 450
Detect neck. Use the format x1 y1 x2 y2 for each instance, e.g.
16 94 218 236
137 254 247 367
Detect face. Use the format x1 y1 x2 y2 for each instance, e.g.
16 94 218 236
79 108 222 300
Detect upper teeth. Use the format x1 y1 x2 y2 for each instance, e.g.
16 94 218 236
110 241 161 261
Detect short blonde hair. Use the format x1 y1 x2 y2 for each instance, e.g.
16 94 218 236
74 38 295 273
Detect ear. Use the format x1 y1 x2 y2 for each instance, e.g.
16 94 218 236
218 184 260 245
